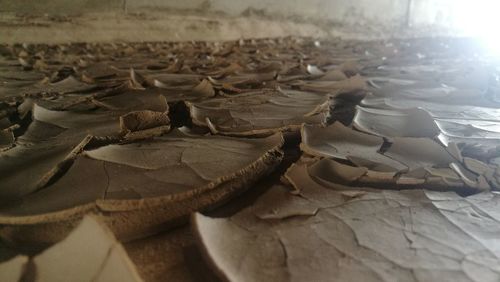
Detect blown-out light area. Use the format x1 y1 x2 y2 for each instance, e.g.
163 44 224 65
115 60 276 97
452 0 500 57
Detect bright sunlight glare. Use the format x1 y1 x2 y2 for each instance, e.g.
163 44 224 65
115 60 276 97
453 0 500 57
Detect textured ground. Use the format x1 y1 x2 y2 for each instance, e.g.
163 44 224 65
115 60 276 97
0 37 499 282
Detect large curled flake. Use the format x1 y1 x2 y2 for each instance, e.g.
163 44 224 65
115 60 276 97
0 90 171 201
301 122 407 172
353 106 439 138
0 105 121 201
193 184 500 282
188 89 328 136
306 158 466 191
0 130 284 241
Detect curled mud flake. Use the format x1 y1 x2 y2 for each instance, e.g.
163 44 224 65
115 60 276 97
353 106 439 138
298 75 366 95
383 137 456 171
129 68 148 90
0 131 283 241
120 110 170 134
0 103 122 201
188 90 328 136
25 75 98 96
33 216 142 282
306 64 325 76
450 162 491 191
446 142 463 162
308 158 368 184
435 119 500 146
300 122 407 172
317 68 348 81
463 157 496 176
0 255 29 282
92 90 169 112
192 79 216 98
305 157 465 191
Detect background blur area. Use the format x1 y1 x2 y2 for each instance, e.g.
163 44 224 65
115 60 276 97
0 0 495 43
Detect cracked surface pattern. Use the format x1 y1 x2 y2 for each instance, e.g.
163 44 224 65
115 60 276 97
194 185 500 282
1 37 500 281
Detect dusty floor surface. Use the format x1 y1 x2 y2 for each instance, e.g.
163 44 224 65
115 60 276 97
0 12 331 44
0 37 500 281
0 9 453 44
